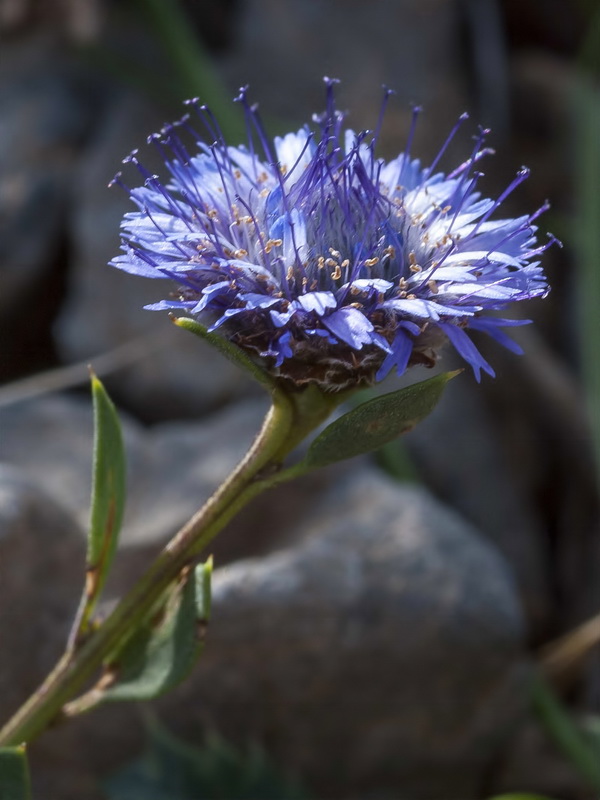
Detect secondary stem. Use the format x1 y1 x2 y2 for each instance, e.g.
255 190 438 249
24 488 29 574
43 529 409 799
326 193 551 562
0 393 297 747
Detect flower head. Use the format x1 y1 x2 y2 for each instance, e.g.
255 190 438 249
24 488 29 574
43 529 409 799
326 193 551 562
111 79 553 391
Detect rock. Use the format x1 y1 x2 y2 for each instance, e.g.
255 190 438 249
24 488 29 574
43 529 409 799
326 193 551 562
221 0 469 156
0 464 84 722
491 718 587 799
0 409 530 799
0 393 327 586
54 87 258 421
481 327 600 632
403 367 552 631
168 469 530 800
0 34 101 379
0 465 142 800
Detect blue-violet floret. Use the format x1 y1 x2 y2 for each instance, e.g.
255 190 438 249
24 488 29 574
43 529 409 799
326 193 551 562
111 79 553 390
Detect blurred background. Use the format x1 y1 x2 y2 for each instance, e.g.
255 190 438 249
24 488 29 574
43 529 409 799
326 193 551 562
0 1 599 798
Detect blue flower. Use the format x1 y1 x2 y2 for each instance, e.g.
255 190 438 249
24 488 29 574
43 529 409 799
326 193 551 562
111 79 554 390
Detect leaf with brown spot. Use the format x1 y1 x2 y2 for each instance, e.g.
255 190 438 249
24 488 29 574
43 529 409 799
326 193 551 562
304 371 460 468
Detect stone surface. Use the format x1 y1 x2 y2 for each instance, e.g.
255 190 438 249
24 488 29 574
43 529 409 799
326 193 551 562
403 365 552 632
0 464 84 721
221 0 469 156
0 34 101 379
167 469 530 800
0 464 127 800
0 393 327 585
491 718 587 799
0 397 533 799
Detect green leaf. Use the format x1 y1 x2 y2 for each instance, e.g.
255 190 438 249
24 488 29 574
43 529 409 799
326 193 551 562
532 672 600 793
304 371 459 468
105 719 309 800
0 746 32 800
487 796 559 800
101 559 212 702
173 317 276 392
69 374 126 645
88 373 126 571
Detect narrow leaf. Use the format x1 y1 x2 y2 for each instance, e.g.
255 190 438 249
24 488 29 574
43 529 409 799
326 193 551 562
487 796 559 800
101 559 212 702
173 316 276 391
69 374 126 646
532 672 600 793
0 746 32 800
88 374 126 592
305 371 459 468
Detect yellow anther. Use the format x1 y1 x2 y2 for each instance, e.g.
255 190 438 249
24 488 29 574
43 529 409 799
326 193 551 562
264 238 283 254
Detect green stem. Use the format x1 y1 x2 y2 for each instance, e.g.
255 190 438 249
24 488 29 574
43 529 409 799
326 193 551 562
532 671 600 793
0 393 299 747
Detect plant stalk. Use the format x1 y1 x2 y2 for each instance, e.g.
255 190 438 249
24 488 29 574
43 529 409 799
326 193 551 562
0 392 305 747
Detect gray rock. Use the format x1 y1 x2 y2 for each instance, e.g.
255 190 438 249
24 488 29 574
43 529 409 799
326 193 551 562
0 405 530 799
404 367 552 631
221 0 469 154
0 465 84 722
0 34 100 376
0 393 326 583
0 464 140 800
55 87 257 420
491 719 587 799
169 469 529 800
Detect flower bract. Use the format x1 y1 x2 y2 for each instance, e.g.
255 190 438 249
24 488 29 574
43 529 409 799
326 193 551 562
111 80 553 391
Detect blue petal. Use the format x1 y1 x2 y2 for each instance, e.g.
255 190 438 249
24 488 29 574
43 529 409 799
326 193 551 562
375 329 413 381
144 300 196 311
439 322 495 381
238 292 281 310
322 307 377 350
270 308 295 328
110 252 165 279
468 317 528 355
297 291 337 314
